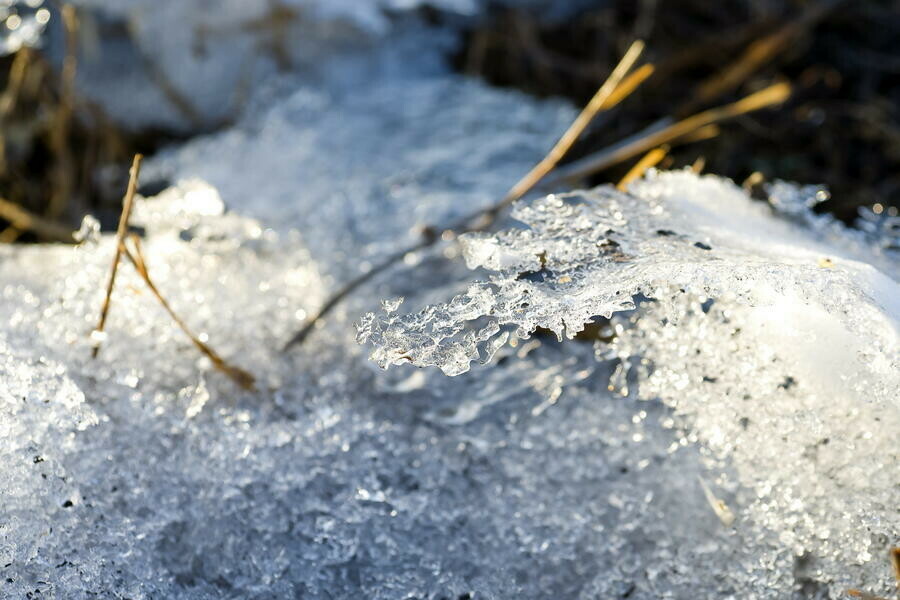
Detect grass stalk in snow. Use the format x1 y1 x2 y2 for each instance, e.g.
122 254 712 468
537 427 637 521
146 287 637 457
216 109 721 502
91 154 143 358
120 235 256 391
0 197 75 243
284 40 652 350
617 146 668 190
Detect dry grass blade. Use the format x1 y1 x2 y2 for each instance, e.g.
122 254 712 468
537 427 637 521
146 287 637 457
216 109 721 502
0 197 75 243
617 146 668 190
677 124 721 144
691 156 706 174
845 590 889 600
47 4 80 220
283 41 653 351
553 81 791 183
121 235 256 391
504 41 649 204
91 154 143 358
893 546 900 587
688 0 841 112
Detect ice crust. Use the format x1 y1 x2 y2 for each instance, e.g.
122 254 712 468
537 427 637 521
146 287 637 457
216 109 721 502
1 2 898 598
360 171 899 375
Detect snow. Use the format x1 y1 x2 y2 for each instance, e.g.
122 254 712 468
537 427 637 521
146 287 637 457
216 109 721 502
67 0 588 131
360 170 900 595
1 1 898 598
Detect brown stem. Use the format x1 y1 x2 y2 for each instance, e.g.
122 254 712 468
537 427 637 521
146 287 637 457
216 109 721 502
91 154 143 358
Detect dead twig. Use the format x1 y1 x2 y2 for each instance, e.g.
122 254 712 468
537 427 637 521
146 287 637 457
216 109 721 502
91 154 143 358
283 40 651 351
120 235 256 391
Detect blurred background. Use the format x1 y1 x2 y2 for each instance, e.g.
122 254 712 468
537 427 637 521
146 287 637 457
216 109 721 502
1 0 898 242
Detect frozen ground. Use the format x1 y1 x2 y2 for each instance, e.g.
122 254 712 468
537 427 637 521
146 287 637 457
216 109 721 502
1 2 898 599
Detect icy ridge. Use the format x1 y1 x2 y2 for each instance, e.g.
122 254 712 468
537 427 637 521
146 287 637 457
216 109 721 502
359 170 899 376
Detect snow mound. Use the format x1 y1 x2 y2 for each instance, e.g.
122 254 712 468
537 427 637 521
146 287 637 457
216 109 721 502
0 177 823 598
360 169 900 595
360 170 898 375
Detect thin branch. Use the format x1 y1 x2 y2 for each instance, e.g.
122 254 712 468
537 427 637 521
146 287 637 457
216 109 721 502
283 41 651 351
91 154 143 358
121 235 256 391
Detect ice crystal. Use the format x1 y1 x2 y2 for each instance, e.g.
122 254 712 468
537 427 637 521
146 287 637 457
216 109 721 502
360 170 898 375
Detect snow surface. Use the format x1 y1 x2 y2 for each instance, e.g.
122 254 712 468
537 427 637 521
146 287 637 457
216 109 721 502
360 170 899 596
1 2 898 599
66 0 590 131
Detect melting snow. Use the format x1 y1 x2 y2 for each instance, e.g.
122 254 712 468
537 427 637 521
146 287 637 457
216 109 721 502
1 2 897 598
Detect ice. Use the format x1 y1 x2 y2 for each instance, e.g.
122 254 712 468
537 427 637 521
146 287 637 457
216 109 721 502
0 182 787 598
361 169 899 595
360 170 899 375
2 0 897 596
